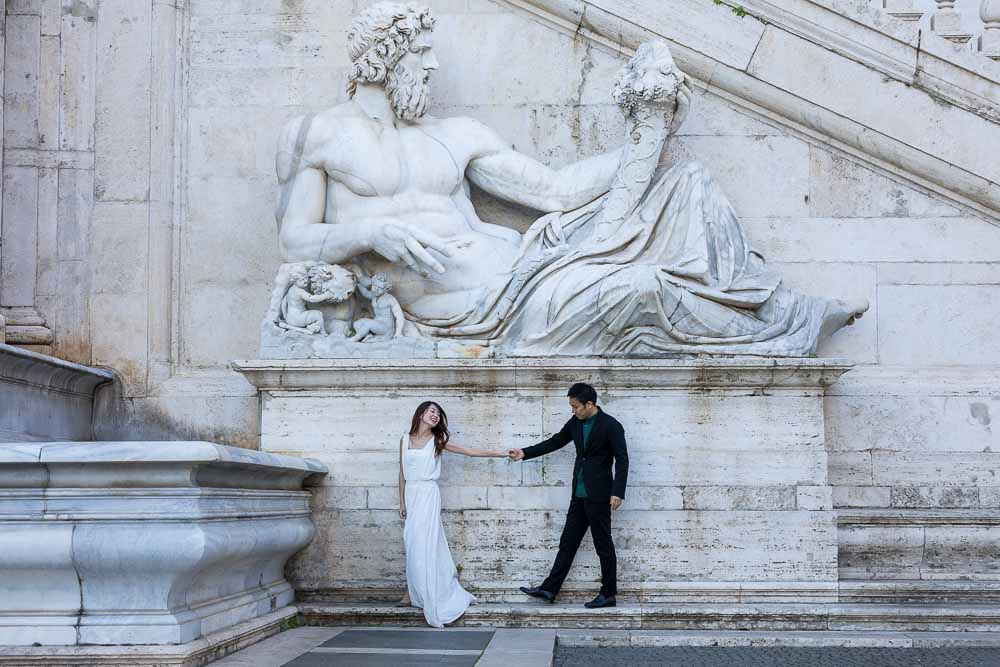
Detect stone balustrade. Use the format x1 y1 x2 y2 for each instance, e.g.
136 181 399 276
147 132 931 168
982 0 1000 57
879 0 1000 57
0 441 327 647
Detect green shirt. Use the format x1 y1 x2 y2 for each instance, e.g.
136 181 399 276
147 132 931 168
574 414 598 498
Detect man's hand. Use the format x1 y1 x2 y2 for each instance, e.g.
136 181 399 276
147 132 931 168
508 449 524 462
370 222 452 276
610 496 623 511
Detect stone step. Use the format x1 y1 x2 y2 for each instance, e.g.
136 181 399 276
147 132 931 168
299 602 1000 632
558 629 1000 648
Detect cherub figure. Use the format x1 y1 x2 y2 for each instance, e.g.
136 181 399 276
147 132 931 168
278 266 333 334
349 272 405 342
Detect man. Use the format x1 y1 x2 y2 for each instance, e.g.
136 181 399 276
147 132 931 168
509 383 628 608
275 2 622 311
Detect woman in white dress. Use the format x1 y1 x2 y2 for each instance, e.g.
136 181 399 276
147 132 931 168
398 401 506 628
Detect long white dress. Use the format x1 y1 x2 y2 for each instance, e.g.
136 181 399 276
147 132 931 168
402 435 476 628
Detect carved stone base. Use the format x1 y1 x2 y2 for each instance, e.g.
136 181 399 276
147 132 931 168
0 442 326 646
234 357 851 603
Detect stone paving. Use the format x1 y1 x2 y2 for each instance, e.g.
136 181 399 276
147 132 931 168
554 646 1000 666
211 626 1000 666
211 627 555 667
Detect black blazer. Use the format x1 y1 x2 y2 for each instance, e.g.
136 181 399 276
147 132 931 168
522 408 628 501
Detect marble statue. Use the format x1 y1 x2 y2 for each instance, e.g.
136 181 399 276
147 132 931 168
268 1 868 357
350 272 405 342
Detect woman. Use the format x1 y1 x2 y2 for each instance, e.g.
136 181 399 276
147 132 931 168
398 401 506 628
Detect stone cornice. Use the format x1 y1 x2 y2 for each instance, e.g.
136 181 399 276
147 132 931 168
0 441 329 490
501 0 1000 224
232 357 853 392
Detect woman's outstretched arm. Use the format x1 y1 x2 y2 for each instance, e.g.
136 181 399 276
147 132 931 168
445 442 507 457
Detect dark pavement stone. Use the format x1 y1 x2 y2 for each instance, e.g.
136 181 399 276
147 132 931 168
283 652 479 667
554 646 1000 667
320 629 494 651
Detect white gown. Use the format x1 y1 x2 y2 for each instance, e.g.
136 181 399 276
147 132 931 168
402 435 476 628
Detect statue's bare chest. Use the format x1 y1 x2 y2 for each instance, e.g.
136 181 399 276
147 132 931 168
325 124 466 198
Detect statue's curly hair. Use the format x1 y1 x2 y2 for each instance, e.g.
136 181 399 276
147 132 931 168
347 2 435 98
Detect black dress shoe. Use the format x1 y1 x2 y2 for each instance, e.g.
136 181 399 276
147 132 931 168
519 586 555 603
584 594 616 608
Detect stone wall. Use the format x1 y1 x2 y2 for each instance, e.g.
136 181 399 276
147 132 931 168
1 0 998 591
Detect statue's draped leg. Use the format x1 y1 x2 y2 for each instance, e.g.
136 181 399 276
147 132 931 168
503 161 830 356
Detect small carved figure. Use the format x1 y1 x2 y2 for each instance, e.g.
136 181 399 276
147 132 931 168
278 265 332 334
350 273 405 342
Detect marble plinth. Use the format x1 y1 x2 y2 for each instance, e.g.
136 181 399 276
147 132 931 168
0 441 326 646
234 357 851 603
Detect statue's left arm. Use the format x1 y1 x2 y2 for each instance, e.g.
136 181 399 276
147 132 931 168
464 120 622 213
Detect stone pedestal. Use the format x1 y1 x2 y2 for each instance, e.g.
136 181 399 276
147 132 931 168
234 358 851 604
0 441 326 646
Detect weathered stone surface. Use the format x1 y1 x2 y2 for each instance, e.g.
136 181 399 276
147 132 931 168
1 167 39 307
808 149 959 219
746 25 1000 186
878 285 1000 365
95 1 151 199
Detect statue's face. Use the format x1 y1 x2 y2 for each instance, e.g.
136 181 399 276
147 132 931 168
386 30 437 120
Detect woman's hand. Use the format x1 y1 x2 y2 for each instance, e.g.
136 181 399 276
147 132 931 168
399 504 407 520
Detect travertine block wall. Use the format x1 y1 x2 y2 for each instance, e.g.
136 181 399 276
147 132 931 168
246 360 842 602
2 0 998 589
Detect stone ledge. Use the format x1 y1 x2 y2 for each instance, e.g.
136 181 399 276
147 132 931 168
0 441 328 490
234 357 853 392
0 607 297 667
837 510 1000 526
840 581 1000 604
0 343 112 398
299 602 1000 632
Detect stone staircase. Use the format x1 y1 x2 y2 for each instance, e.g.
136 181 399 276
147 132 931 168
505 0 1000 224
297 601 1000 632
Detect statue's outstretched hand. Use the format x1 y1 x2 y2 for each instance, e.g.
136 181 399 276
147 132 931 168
668 80 692 136
371 223 452 276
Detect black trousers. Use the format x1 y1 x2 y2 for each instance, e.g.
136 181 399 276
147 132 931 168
541 496 617 598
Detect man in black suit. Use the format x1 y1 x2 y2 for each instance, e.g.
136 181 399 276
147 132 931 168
509 382 629 609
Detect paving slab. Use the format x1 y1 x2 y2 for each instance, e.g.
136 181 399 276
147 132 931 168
320 629 494 650
476 629 558 667
211 628 343 667
554 646 1000 667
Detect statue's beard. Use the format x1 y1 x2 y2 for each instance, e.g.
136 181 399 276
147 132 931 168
385 63 429 120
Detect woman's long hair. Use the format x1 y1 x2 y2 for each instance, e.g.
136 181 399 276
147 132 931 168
409 401 449 457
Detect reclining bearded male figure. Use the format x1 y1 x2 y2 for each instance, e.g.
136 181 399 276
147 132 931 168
273 1 868 356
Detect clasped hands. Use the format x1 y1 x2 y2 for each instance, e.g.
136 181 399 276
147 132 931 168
507 448 623 511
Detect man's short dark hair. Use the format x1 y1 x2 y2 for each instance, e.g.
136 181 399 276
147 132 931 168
567 382 598 406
